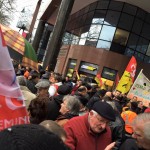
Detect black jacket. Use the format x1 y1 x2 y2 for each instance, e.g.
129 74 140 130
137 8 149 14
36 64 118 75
46 95 64 120
119 139 144 150
109 112 125 150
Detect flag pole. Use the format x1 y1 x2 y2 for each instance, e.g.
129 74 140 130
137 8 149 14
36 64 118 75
128 69 143 95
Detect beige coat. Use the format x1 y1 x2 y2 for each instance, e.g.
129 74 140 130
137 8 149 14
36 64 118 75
20 86 36 109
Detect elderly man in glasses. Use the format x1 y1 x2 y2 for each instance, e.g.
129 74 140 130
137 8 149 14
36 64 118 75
64 101 116 150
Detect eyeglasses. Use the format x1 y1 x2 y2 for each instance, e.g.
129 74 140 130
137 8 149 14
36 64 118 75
95 114 109 125
132 131 142 138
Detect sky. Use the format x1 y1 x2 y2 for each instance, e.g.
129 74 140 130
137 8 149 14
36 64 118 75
10 0 51 33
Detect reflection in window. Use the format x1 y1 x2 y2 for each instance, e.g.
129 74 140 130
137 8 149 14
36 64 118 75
124 48 134 57
146 43 150 56
113 29 129 46
63 32 72 45
80 32 88 38
127 33 139 50
79 39 86 45
88 24 102 39
92 18 104 24
85 39 97 47
72 35 79 45
118 13 134 31
94 10 106 22
136 37 149 54
79 32 88 45
97 40 111 50
132 18 143 34
104 10 120 26
144 56 150 63
99 25 116 42
134 52 144 61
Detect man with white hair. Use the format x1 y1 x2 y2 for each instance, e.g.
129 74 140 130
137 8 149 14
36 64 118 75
64 101 116 150
120 113 150 150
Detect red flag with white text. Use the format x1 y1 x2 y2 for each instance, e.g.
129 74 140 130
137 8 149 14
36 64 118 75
0 26 29 131
116 56 137 94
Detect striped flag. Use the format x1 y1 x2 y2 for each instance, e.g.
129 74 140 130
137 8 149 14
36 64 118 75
0 26 29 131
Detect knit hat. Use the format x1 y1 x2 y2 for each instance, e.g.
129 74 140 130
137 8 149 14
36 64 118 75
35 81 50 89
91 101 116 121
57 84 71 95
0 124 69 150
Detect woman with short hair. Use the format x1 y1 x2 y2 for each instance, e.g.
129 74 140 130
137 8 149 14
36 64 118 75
56 95 81 127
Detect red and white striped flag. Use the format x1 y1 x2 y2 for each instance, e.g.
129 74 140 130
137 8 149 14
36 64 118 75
0 26 29 131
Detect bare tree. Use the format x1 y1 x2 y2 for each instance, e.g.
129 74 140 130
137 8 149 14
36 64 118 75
0 0 16 25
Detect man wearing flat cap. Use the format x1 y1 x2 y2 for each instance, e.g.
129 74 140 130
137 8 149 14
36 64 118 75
35 81 50 97
64 101 116 150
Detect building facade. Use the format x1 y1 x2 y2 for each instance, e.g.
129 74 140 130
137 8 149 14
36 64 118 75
34 0 150 87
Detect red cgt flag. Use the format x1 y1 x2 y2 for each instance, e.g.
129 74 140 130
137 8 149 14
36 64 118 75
116 56 137 94
0 26 29 131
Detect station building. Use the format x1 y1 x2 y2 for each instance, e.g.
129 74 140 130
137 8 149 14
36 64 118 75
34 0 150 88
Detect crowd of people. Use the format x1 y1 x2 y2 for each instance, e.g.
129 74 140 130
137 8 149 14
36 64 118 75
1 62 150 150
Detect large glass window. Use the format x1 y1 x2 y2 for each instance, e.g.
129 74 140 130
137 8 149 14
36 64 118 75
104 10 120 26
93 10 106 23
146 44 150 56
72 35 79 45
136 8 146 20
144 56 150 63
118 13 134 31
123 3 137 15
97 40 111 50
136 37 149 54
63 33 72 45
108 1 123 11
141 23 150 40
127 33 139 50
64 0 150 64
88 24 102 39
110 42 126 54
134 52 144 61
85 39 97 47
113 29 129 46
124 48 134 57
79 32 88 45
92 18 104 24
132 18 143 35
99 25 116 42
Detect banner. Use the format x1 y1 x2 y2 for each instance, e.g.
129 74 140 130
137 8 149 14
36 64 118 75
95 74 103 87
116 56 137 94
115 73 120 87
128 70 150 107
0 26 29 130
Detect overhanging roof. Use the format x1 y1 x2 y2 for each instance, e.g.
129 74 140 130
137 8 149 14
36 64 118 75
41 0 150 25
